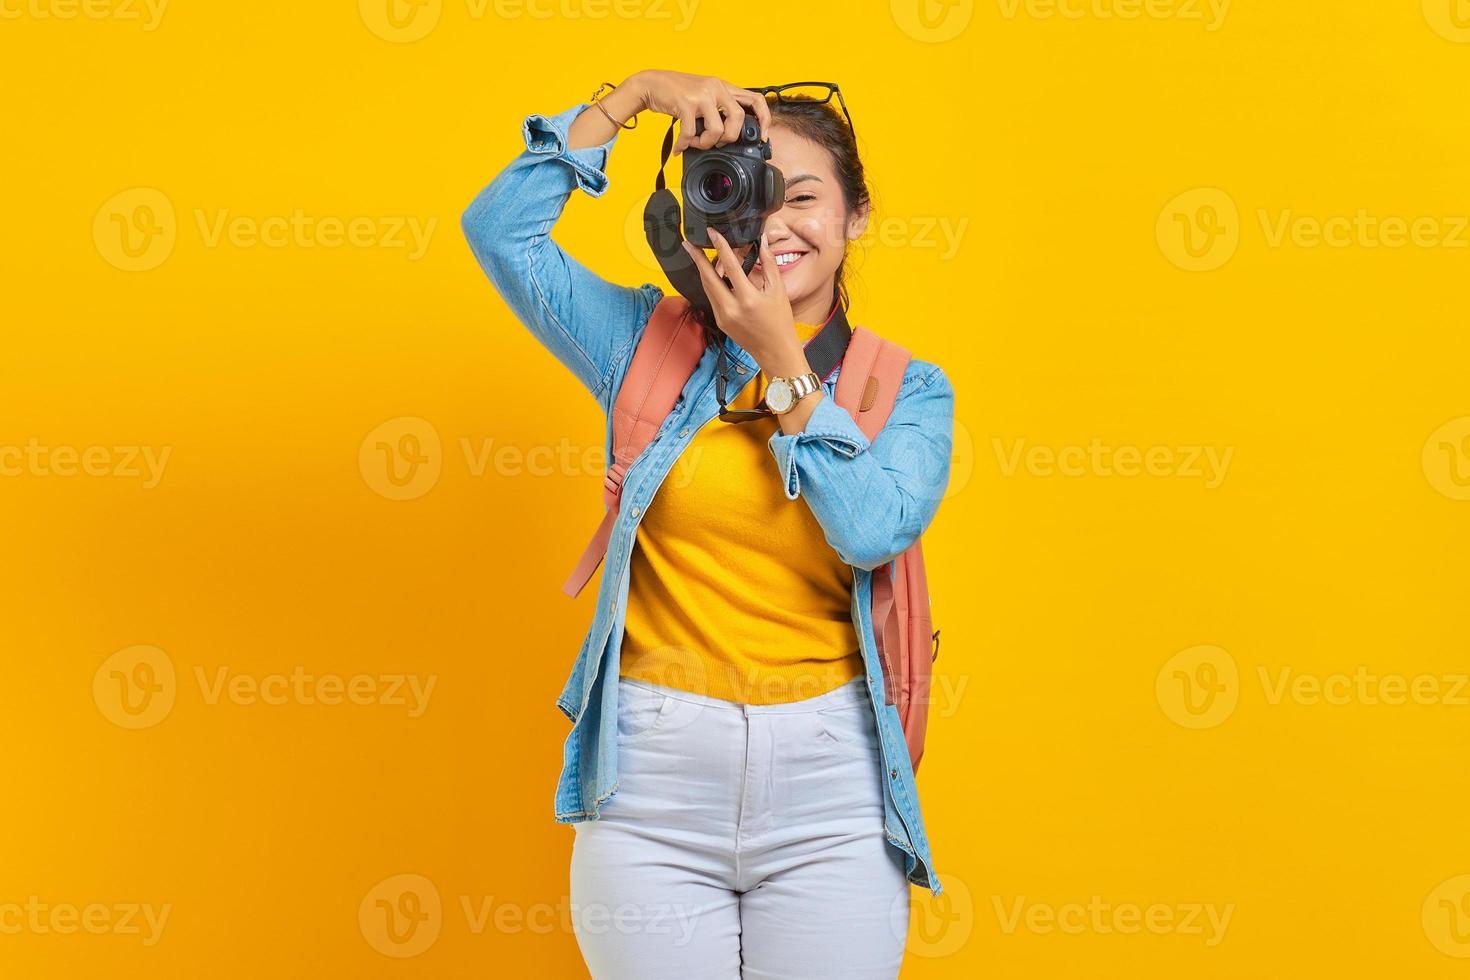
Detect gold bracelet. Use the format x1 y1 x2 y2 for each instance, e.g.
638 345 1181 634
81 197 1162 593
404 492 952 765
589 80 638 130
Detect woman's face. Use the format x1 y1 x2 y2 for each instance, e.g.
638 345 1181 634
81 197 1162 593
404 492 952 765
716 122 868 318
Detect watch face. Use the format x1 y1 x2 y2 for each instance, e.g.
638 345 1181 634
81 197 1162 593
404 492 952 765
766 378 794 413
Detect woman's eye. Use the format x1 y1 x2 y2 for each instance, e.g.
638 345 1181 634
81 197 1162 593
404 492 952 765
786 194 817 205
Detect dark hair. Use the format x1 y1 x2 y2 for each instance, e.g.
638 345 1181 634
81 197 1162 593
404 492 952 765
684 96 871 351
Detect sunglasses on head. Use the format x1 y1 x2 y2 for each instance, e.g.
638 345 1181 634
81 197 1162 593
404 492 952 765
742 81 856 140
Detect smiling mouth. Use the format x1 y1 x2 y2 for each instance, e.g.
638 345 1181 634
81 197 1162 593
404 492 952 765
752 251 809 274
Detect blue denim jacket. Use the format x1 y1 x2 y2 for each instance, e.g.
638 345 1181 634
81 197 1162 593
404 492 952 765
461 102 954 896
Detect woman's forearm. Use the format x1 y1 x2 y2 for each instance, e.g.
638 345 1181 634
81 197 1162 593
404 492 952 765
767 366 955 571
461 98 660 408
567 74 646 150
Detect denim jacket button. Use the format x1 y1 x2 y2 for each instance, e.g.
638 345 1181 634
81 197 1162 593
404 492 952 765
631 506 641 517
736 365 748 375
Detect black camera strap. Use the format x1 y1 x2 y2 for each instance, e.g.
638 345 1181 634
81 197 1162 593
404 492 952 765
653 116 677 193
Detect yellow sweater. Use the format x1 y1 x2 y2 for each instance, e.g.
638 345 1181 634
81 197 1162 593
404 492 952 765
618 317 863 705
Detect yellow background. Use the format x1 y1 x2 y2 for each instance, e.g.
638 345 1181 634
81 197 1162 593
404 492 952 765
3 0 1470 976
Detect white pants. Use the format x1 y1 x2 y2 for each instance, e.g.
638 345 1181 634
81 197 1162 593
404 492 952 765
569 674 910 979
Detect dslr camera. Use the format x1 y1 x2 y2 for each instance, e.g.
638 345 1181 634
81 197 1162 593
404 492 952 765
681 116 786 248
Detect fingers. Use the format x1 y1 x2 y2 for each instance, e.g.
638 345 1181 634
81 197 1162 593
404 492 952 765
677 83 729 154
680 240 731 312
728 86 772 141
756 232 785 297
672 81 772 152
707 228 756 301
715 91 743 146
695 98 724 150
672 103 698 154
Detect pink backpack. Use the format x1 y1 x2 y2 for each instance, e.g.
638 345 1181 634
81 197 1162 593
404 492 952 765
561 297 940 774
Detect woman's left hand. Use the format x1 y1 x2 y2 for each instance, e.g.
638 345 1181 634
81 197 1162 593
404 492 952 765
682 229 807 372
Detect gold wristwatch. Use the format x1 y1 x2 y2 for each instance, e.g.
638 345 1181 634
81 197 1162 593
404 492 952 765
765 371 822 414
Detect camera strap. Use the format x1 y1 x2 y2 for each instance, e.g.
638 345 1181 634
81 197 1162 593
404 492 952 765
644 117 759 313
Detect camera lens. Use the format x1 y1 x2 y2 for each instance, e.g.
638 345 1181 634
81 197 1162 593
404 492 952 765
700 170 734 203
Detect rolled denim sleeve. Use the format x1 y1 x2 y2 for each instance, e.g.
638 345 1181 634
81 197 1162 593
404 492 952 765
461 102 661 412
521 106 615 197
768 364 954 571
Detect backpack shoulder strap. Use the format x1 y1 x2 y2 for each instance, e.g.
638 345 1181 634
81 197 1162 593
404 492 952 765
834 327 935 772
610 295 703 477
562 295 702 599
832 325 912 439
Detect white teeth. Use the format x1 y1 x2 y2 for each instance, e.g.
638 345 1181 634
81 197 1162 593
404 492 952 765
775 253 802 267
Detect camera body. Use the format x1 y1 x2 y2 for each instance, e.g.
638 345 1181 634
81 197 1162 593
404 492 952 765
681 116 786 248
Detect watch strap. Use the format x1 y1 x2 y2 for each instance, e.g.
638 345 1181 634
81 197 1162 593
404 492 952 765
787 371 821 399
769 371 822 414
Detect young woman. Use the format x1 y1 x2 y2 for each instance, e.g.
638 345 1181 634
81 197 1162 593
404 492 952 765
462 69 954 980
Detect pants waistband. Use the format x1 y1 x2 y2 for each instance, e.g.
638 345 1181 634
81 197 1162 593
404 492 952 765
619 674 868 714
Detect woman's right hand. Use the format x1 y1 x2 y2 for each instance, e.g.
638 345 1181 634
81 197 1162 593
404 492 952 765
626 70 772 154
